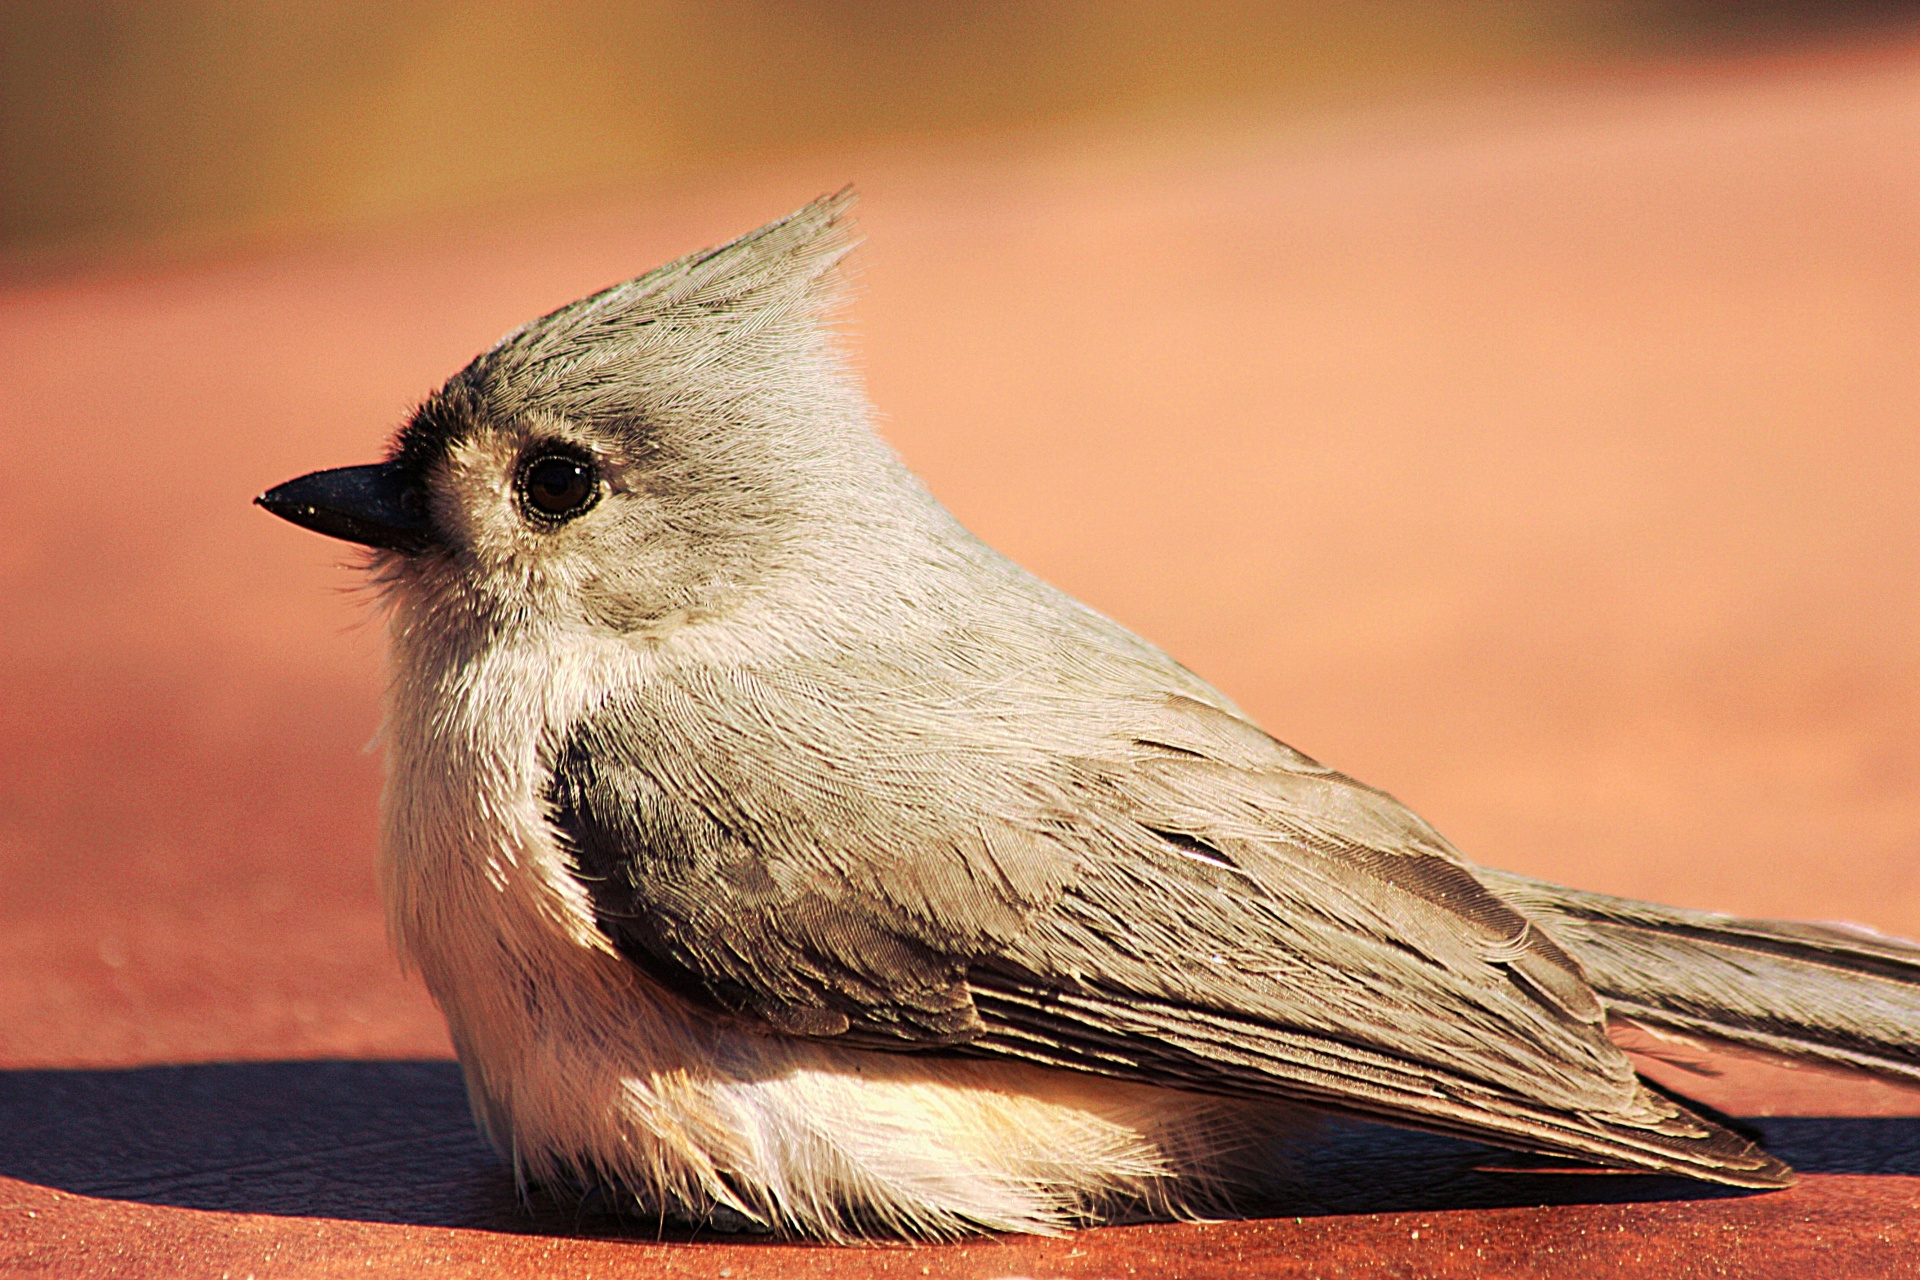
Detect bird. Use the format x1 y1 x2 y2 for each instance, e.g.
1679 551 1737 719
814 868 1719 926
258 191 1920 1242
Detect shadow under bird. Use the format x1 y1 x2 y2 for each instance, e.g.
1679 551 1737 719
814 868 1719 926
258 192 1920 1242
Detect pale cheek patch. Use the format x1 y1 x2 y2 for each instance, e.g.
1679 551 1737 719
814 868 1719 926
433 421 639 623
437 430 525 559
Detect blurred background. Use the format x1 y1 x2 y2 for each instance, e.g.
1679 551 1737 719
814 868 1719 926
4 7 1920 1273
4 1 1917 269
0 2 1916 1090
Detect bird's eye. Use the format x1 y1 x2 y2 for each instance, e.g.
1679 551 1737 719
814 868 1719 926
520 453 599 523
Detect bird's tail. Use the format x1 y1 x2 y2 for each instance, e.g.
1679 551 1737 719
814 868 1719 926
1481 867 1920 1084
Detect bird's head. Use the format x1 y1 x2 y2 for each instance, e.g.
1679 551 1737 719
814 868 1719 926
258 191 891 642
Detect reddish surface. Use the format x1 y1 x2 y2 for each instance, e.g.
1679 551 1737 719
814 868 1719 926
2 46 1917 1279
4 1176 1918 1279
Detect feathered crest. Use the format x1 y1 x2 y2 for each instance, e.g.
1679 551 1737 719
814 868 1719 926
488 188 856 389
393 190 860 467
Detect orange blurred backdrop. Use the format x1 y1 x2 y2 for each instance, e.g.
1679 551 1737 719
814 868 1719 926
4 1 1915 267
0 2 1915 1078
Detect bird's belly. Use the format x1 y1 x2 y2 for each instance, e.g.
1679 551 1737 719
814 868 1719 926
390 814 1302 1240
378 652 1302 1239
427 927 1303 1239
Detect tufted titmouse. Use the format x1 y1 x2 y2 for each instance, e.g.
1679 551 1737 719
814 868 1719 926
259 193 1920 1240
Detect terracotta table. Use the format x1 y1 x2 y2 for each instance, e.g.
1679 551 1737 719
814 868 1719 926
3 45 1916 1279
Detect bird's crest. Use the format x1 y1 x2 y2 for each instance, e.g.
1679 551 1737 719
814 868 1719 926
394 190 860 466
487 187 857 392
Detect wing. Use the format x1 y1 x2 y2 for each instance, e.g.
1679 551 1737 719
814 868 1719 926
548 663 1788 1188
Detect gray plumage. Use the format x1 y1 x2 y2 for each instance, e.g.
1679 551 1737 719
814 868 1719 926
1485 869 1920 1082
258 191 1920 1241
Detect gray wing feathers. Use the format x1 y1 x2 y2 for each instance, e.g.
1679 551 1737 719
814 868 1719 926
968 982 1775 1184
548 665 1791 1186
1482 868 1920 1083
550 674 1067 1043
974 756 1789 1185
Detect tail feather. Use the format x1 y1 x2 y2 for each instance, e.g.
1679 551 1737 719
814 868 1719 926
1480 868 1920 1084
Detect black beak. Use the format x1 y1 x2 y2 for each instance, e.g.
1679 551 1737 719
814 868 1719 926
256 462 437 554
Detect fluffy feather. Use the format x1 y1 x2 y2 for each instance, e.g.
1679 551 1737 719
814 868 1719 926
321 193 1918 1240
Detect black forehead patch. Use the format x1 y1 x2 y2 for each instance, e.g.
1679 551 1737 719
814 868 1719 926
388 376 488 477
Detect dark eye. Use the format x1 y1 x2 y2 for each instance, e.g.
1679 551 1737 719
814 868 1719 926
520 453 598 522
